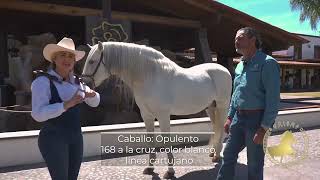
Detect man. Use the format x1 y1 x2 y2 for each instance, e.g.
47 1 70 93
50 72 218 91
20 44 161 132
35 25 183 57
216 27 280 180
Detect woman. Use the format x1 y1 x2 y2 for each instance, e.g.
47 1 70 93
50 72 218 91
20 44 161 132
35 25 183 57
31 37 100 180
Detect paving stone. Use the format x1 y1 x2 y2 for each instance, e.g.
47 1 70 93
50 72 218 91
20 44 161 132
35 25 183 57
0 128 319 180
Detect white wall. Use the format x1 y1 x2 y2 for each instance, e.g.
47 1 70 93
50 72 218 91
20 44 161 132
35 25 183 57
287 34 320 59
0 118 212 168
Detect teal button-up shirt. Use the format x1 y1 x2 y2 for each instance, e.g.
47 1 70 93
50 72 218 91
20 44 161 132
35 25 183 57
228 50 280 129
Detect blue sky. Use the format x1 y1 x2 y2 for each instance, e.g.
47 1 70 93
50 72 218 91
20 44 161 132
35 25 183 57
218 0 319 36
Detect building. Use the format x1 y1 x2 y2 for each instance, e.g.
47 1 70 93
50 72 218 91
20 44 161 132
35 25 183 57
0 0 308 131
273 34 320 91
288 34 320 60
0 0 308 75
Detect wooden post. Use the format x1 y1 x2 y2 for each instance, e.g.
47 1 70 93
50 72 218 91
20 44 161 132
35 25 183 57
306 69 309 88
85 16 100 44
119 20 132 42
86 0 132 45
0 32 8 78
195 28 212 63
102 0 112 21
293 44 302 59
85 0 111 44
282 67 286 88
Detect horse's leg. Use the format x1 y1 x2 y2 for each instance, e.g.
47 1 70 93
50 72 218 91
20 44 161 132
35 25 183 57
206 101 227 162
140 110 156 175
206 103 219 160
157 113 175 179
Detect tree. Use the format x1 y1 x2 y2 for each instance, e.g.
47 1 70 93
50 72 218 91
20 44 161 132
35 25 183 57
290 0 320 30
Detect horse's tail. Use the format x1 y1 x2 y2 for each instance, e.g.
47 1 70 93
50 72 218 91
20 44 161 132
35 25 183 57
206 100 227 159
205 64 232 111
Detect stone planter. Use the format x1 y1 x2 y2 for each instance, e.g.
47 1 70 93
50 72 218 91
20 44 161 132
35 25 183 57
0 103 143 133
14 91 31 105
0 105 41 133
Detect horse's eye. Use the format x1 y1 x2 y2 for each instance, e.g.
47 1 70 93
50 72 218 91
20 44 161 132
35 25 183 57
89 60 95 64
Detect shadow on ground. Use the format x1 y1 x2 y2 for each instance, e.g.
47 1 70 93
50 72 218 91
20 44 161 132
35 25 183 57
144 163 247 180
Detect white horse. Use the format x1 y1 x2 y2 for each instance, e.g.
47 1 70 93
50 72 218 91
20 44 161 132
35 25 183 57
82 42 232 179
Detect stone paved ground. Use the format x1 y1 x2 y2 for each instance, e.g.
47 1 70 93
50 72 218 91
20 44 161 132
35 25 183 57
0 128 319 180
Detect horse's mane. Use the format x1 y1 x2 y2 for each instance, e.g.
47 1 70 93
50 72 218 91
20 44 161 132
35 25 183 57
101 42 177 85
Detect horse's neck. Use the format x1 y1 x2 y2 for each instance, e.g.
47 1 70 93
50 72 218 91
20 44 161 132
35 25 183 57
105 42 178 90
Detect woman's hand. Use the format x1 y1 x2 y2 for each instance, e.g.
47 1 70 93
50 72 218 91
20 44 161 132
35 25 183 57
84 89 97 98
63 90 84 110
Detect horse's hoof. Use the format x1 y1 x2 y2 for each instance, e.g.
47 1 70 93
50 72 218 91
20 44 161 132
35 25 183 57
143 167 154 175
212 156 221 162
209 152 215 157
163 171 175 179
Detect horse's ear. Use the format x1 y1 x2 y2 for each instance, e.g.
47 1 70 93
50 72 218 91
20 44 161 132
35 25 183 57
98 41 103 51
87 44 93 49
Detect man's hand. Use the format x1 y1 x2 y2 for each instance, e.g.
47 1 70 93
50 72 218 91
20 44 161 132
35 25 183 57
253 127 267 144
224 117 232 134
63 90 84 110
84 89 97 98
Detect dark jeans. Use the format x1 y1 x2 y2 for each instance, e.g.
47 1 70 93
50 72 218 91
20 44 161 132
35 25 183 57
216 111 265 180
38 127 83 180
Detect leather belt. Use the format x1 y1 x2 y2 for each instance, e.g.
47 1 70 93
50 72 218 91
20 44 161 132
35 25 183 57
236 109 264 115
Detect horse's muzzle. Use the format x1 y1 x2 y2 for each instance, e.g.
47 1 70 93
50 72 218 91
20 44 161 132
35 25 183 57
81 76 95 89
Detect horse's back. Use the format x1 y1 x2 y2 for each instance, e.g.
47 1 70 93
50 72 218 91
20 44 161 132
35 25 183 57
185 63 232 102
149 63 231 114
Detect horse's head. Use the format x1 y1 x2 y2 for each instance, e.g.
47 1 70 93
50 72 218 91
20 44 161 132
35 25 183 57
81 41 109 88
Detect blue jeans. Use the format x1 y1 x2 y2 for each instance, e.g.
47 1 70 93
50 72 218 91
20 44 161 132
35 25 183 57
216 111 265 180
38 126 83 180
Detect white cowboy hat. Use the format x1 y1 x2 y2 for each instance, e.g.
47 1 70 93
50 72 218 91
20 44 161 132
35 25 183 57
43 37 85 62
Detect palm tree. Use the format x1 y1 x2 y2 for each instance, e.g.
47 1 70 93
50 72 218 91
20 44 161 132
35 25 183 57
290 0 320 30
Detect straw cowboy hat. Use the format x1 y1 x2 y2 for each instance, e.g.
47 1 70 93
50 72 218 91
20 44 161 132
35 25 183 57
43 37 85 62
